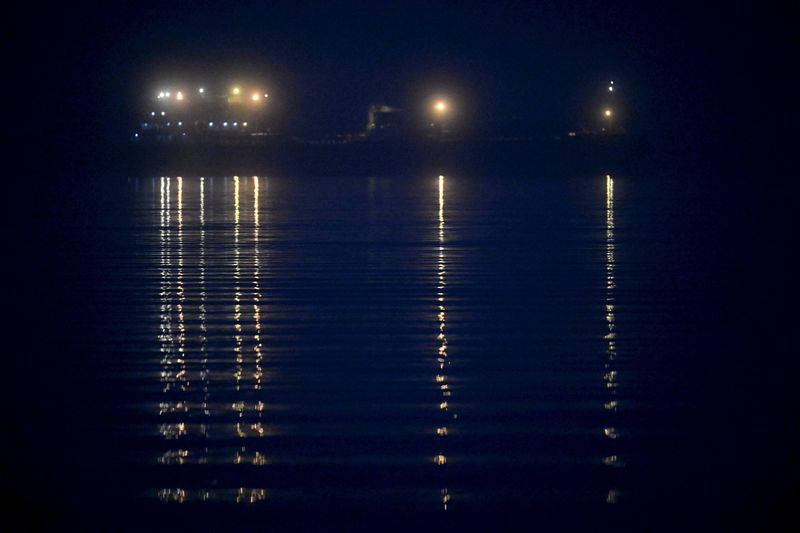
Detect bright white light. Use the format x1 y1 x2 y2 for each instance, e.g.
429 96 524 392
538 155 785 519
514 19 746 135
198 87 205 94
176 91 184 100
610 80 614 85
232 87 240 95
604 109 612 117
251 93 260 101
161 111 166 116
177 121 182 126
608 86 614 92
264 93 269 98
223 122 228 127
242 122 248 127
151 112 155 116
158 91 165 98
165 91 171 98
208 122 213 127
233 122 238 126
434 100 447 113
134 133 139 137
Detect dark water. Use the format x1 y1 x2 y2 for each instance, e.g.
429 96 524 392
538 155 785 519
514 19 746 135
5 165 797 529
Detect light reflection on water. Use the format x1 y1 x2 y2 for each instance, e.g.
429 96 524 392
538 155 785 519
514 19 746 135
603 174 623 503
436 175 452 509
157 176 272 501
116 173 639 509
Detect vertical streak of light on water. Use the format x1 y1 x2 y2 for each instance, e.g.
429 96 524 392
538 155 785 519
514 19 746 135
157 177 190 501
159 176 169 399
251 177 266 445
176 177 187 396
435 175 452 511
159 176 168 398
233 176 245 442
158 177 179 438
603 174 622 505
200 177 210 459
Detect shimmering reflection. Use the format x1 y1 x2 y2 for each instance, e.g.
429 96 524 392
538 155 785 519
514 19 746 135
158 176 184 440
602 174 623 502
233 176 242 397
199 177 210 454
177 177 187 399
155 176 269 500
231 175 268 456
434 175 453 510
158 487 267 504
115 172 659 512
159 178 188 458
252 177 265 432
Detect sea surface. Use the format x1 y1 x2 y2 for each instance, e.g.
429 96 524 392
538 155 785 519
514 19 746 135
5 163 795 529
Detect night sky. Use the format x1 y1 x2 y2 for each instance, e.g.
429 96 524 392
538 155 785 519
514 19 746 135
6 1 794 146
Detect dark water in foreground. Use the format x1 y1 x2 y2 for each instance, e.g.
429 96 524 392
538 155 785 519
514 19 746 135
5 167 797 529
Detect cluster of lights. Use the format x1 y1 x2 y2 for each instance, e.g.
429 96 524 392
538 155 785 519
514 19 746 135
155 86 269 104
155 85 455 118
203 121 247 128
146 85 266 135
143 79 618 144
230 86 270 102
146 79 620 137
604 82 615 122
158 90 180 100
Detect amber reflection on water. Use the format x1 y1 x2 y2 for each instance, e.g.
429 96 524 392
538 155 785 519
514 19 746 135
603 174 622 504
199 177 210 450
156 176 269 502
435 175 453 510
142 173 634 508
252 177 265 426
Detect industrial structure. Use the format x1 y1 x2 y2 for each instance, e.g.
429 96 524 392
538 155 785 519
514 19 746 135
365 98 452 139
135 84 270 141
366 104 408 137
133 79 624 142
